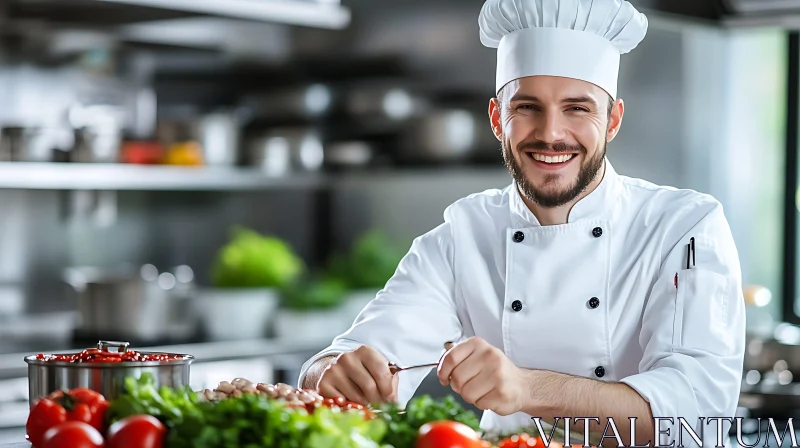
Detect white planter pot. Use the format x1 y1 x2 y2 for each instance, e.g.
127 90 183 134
197 288 279 341
274 307 348 343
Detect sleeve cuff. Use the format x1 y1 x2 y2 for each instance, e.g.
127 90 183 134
296 340 365 389
621 368 703 447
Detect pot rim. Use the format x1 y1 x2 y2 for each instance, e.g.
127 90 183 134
24 352 195 368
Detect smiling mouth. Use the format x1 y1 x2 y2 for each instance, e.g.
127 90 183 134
525 152 577 164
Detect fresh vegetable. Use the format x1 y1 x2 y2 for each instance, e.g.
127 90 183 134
211 227 305 289
497 433 545 448
416 420 482 448
27 388 109 446
106 374 198 426
108 373 386 448
328 230 409 290
26 398 67 446
106 415 166 448
376 395 481 448
166 393 386 448
39 421 104 448
36 348 188 363
280 275 348 311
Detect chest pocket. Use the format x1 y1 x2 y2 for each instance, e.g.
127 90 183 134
673 269 732 356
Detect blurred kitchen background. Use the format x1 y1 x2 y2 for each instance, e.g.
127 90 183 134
0 0 797 443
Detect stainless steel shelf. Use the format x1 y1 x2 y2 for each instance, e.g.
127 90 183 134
100 0 351 29
0 163 328 191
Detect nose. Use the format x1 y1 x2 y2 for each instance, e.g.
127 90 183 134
534 110 568 144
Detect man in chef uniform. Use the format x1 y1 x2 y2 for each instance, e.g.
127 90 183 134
300 0 745 446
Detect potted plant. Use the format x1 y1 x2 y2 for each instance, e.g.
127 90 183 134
199 227 305 341
330 230 409 324
273 275 350 342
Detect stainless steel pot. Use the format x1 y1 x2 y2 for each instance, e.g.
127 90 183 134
65 264 198 342
399 107 498 163
25 341 193 407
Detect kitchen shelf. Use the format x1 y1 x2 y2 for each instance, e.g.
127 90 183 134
0 163 511 191
102 0 351 29
0 163 328 191
6 0 351 29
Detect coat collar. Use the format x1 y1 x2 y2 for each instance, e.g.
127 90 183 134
509 158 623 227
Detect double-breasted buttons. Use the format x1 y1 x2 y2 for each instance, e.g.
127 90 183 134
511 300 523 312
592 227 603 238
513 231 525 243
588 297 600 309
595 366 605 378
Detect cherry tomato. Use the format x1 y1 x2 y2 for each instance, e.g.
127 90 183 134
416 420 482 448
498 434 548 448
40 421 104 448
26 398 67 447
106 414 166 448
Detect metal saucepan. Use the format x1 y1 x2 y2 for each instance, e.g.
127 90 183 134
399 107 498 163
25 340 193 407
65 264 197 343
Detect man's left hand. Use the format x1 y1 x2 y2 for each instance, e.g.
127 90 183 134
437 337 531 416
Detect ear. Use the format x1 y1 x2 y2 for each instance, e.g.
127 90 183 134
607 98 624 143
488 98 502 141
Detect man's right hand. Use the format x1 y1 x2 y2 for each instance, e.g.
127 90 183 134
313 346 399 406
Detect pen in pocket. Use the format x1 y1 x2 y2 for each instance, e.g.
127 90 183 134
675 237 696 289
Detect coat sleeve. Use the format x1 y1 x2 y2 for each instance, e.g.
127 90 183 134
297 221 463 405
619 199 746 447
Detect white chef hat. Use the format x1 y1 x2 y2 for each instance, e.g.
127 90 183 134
479 0 648 99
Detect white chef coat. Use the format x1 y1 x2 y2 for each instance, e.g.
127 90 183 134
299 159 745 447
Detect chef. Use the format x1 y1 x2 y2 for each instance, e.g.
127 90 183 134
299 0 746 446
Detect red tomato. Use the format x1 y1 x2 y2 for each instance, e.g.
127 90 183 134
416 420 481 448
498 434 549 448
26 398 67 446
40 421 104 448
106 415 166 448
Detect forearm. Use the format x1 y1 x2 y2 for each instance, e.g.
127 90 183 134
522 370 654 446
300 355 337 389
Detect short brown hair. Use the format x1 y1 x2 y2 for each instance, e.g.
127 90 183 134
497 83 614 119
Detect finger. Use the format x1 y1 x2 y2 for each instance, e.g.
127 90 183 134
474 389 497 413
333 371 370 405
388 374 399 402
318 380 346 400
449 358 483 395
360 350 395 402
347 360 384 405
438 341 476 386
459 372 495 407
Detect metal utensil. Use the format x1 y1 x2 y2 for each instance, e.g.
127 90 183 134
388 362 439 374
388 342 456 374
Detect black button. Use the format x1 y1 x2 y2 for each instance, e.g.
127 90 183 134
592 227 603 238
588 297 600 309
511 300 523 312
513 231 525 243
595 366 605 378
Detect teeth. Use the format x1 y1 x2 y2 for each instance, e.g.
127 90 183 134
531 153 574 164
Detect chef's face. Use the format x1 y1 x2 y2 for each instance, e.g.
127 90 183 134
489 76 624 208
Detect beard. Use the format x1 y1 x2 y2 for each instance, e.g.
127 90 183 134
502 138 607 208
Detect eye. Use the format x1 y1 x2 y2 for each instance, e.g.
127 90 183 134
569 106 590 112
516 104 538 111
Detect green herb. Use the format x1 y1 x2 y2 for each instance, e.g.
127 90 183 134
108 374 389 448
280 275 349 311
329 230 409 290
375 395 481 448
211 227 305 289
